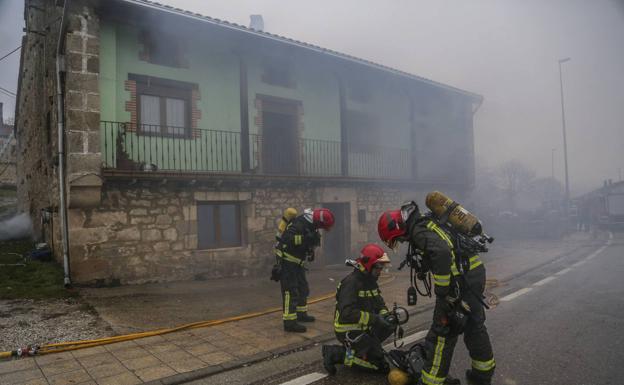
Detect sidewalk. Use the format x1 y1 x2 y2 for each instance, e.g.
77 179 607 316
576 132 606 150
0 232 599 385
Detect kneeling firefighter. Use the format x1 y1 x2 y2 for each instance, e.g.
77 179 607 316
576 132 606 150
322 244 396 375
276 208 335 333
378 200 495 385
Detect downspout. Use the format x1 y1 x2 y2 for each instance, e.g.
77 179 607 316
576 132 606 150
56 0 71 287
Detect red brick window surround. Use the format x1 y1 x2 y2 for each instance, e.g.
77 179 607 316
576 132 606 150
125 74 200 138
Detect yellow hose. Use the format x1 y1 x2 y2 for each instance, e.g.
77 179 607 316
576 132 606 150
3 274 396 358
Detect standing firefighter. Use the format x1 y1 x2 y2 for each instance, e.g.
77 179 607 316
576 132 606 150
378 202 495 385
322 244 394 375
276 208 334 333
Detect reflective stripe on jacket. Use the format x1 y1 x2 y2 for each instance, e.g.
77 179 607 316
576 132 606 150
333 270 388 335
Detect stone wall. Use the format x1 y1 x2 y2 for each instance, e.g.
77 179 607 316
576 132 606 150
16 0 63 243
66 181 435 285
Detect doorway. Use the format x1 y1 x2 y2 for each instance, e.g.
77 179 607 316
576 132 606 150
322 202 351 266
260 97 299 174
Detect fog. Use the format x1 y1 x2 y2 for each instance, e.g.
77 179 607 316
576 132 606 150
1 0 623 195
0 212 32 241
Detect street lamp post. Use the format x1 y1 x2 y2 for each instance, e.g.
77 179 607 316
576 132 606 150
558 57 571 213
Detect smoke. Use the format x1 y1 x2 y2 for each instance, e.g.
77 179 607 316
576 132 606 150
0 213 32 241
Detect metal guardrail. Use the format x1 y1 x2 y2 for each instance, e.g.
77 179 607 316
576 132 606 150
101 121 411 179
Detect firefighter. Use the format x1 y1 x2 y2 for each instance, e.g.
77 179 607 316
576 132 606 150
322 244 395 375
277 208 334 333
378 205 495 385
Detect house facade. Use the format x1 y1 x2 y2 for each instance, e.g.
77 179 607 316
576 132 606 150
17 0 482 285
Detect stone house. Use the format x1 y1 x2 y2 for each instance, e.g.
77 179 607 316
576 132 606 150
16 0 483 285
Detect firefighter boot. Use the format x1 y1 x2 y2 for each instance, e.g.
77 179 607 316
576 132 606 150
283 320 307 333
322 345 346 375
297 312 316 322
466 370 491 385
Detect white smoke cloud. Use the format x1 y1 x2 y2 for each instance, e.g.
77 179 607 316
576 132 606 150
0 213 32 241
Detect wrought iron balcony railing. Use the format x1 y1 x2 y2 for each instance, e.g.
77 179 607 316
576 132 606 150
101 121 412 179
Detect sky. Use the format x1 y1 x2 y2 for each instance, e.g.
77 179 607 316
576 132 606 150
0 0 622 195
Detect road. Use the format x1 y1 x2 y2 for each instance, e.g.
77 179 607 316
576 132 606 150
184 232 624 385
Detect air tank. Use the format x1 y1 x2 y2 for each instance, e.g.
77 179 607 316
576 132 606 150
425 191 483 236
277 207 298 235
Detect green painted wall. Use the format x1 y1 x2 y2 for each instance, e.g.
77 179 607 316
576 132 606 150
98 17 466 180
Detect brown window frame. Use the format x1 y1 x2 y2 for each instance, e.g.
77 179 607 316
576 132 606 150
131 75 193 138
197 202 243 250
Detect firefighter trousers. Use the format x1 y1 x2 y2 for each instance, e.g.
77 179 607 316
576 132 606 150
336 323 394 372
420 266 495 385
280 261 309 322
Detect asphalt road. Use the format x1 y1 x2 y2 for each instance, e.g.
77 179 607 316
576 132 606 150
185 232 624 385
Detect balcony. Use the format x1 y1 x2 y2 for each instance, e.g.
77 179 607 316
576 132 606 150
101 121 412 180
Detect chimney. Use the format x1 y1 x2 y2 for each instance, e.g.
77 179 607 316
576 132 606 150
249 15 264 32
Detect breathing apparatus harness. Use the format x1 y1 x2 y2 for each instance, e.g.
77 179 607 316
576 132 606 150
398 202 494 310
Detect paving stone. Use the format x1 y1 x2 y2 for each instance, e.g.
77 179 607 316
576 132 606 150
122 355 162 371
40 359 83 377
34 352 74 366
0 358 37 375
144 343 178 355
0 368 44 385
76 352 118 368
182 343 218 356
166 357 206 373
152 349 193 364
96 371 142 385
85 361 128 379
109 347 150 361
197 351 234 366
15 378 50 385
134 365 177 382
47 368 92 385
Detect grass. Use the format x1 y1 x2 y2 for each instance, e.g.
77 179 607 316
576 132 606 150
0 239 76 300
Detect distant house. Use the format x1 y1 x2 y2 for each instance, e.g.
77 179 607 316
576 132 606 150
17 0 483 285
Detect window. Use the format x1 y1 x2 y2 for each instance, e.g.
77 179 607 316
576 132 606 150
345 109 380 153
139 29 188 68
132 75 193 137
262 61 294 88
197 202 242 249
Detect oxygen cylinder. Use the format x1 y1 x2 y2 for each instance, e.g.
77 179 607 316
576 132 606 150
425 191 483 236
277 208 298 237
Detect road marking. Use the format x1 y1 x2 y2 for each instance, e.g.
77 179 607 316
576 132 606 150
555 267 572 276
533 276 557 287
384 329 428 350
280 372 328 385
499 287 532 302
571 260 587 267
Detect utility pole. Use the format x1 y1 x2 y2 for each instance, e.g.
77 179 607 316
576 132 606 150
558 57 571 213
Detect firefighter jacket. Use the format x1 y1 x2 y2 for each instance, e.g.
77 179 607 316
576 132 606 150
333 269 389 335
277 215 320 266
406 214 484 298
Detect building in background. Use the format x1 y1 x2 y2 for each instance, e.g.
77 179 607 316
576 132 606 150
16 0 482 284
0 103 16 186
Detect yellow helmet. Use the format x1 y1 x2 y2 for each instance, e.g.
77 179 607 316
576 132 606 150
387 368 411 385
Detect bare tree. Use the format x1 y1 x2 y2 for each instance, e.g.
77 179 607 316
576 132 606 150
497 160 536 210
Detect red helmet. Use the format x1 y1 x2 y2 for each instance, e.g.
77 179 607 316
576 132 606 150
378 210 407 248
312 208 335 230
357 244 391 273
